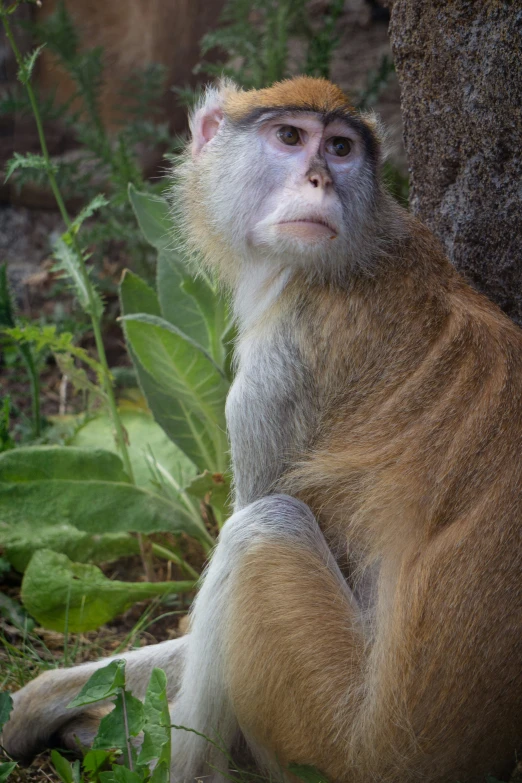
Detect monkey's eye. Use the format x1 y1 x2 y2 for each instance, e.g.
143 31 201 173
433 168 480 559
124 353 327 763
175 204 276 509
326 137 352 157
277 126 300 146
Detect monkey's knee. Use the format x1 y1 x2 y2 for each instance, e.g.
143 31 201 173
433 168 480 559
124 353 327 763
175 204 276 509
222 494 319 549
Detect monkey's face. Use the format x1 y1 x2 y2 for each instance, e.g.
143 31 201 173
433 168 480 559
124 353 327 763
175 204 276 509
185 83 382 277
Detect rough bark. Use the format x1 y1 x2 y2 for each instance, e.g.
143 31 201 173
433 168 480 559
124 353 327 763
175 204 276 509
388 1 522 325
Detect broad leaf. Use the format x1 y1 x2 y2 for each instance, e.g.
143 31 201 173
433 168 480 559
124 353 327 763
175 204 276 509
0 522 139 572
180 275 229 368
156 248 212 352
51 751 76 783
138 669 171 767
71 407 196 492
0 591 34 630
0 445 127 482
102 767 142 783
122 314 228 434
82 749 116 779
120 271 217 473
0 446 207 542
93 690 144 750
68 660 125 708
22 550 195 632
128 185 174 250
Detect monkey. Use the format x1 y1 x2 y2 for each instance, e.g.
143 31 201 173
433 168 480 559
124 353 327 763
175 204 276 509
3 76 522 783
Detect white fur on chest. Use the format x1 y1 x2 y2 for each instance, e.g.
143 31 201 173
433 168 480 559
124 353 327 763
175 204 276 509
233 261 291 333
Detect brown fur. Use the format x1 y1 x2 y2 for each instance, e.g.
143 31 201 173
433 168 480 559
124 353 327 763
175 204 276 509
222 215 522 780
180 74 522 778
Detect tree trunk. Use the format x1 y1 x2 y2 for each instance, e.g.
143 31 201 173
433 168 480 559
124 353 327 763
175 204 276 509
388 1 522 325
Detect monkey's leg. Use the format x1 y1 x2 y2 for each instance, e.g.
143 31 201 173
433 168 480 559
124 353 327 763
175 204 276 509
2 636 188 761
169 495 365 782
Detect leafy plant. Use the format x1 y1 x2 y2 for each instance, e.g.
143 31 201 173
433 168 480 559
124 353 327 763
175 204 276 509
46 660 170 783
0 0 209 632
2 2 175 281
197 0 345 89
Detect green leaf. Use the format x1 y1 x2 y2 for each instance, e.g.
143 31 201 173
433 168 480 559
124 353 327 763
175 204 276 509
138 669 170 767
119 269 161 318
180 275 229 368
156 249 212 352
120 272 217 473
0 522 139 573
0 762 17 783
0 446 208 543
128 185 174 250
105 768 142 783
288 764 329 783
149 763 169 783
0 692 13 732
51 751 75 783
186 470 232 526
52 236 104 319
68 660 126 708
93 691 144 750
82 749 116 780
71 408 196 492
22 550 196 632
4 152 54 183
122 314 228 432
69 194 109 236
18 44 45 85
0 445 128 483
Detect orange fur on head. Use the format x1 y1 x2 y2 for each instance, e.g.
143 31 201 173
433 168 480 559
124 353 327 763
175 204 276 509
223 76 353 121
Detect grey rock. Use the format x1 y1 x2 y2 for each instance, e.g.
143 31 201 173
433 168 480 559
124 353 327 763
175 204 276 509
389 1 522 324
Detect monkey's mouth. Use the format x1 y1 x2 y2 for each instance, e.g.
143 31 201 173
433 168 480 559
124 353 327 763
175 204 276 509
277 218 338 240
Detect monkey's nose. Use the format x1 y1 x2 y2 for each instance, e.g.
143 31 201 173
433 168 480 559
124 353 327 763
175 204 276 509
308 170 332 189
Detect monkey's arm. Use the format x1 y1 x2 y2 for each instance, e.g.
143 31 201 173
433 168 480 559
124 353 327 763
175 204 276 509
226 328 315 510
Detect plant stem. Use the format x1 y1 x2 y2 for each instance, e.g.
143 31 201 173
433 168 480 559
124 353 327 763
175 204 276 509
120 688 134 771
152 543 200 580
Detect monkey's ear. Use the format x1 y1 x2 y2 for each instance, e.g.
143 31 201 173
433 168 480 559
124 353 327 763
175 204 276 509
190 87 225 159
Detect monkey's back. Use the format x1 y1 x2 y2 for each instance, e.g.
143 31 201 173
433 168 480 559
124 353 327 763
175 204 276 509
279 228 522 781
